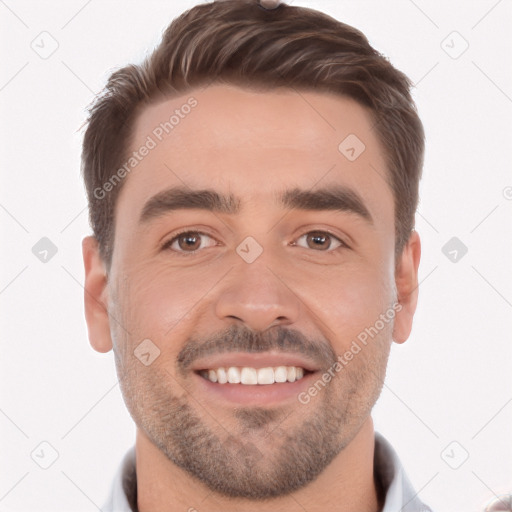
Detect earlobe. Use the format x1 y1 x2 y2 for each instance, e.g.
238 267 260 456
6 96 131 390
82 236 113 353
392 230 421 344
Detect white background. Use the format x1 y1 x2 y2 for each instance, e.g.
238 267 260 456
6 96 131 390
1 1 511 510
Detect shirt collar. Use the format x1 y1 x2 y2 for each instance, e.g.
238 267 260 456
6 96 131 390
104 432 433 512
104 444 138 512
373 432 434 512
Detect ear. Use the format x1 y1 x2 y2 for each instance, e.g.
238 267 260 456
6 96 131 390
82 236 113 353
392 230 421 344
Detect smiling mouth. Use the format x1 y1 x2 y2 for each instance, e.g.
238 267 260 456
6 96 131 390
196 366 313 385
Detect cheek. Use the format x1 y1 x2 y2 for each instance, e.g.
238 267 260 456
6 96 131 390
119 260 227 340
294 263 394 348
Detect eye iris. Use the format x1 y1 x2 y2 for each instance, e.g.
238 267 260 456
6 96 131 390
178 232 201 251
307 232 330 250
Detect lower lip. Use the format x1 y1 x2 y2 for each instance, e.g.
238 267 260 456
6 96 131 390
193 371 317 406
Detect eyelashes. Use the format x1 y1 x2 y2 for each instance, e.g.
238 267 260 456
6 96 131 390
292 230 348 251
162 230 218 253
161 229 350 255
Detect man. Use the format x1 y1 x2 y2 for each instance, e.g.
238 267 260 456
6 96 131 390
81 0 431 510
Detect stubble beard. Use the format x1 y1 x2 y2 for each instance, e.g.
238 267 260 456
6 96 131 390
113 323 391 499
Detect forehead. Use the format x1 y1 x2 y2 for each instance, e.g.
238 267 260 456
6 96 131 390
116 84 392 226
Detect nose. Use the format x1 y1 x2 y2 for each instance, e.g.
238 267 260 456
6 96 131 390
214 257 301 332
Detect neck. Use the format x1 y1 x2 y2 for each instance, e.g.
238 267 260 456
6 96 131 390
136 417 381 512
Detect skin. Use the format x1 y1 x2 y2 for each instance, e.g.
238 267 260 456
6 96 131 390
83 84 421 512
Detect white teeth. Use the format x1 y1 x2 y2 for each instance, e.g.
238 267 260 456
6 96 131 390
257 367 274 385
227 367 241 384
240 367 258 385
200 365 307 385
274 366 288 383
217 367 228 384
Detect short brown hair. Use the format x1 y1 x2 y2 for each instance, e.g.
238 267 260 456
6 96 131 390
81 0 424 270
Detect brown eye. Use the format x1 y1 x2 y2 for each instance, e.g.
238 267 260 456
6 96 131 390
164 231 217 253
177 232 201 251
306 232 330 250
294 231 344 251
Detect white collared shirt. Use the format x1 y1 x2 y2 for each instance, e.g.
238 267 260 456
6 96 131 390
103 432 434 512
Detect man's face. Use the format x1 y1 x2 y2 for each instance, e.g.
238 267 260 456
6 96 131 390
89 85 416 498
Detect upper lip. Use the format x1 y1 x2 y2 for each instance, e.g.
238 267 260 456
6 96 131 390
190 352 321 373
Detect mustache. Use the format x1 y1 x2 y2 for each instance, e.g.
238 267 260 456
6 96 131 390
176 324 336 374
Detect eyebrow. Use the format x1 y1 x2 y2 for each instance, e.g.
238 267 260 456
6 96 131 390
138 185 372 225
139 187 240 223
280 187 372 223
